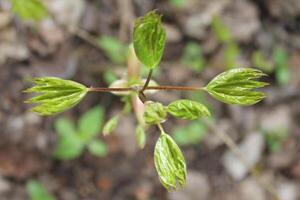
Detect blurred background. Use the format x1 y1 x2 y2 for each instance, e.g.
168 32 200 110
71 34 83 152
0 0 300 199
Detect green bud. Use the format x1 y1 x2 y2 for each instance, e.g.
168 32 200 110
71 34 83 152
135 125 146 149
103 115 119 136
144 101 167 125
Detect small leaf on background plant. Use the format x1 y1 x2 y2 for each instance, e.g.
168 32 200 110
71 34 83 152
173 122 206 146
27 181 56 200
224 42 240 69
144 101 167 125
251 50 274 73
103 69 118 85
24 77 88 116
154 132 186 190
167 99 210 120
211 16 232 43
264 129 289 152
206 68 268 105
169 0 185 7
103 115 119 136
54 117 83 160
87 140 108 157
78 106 104 142
181 42 205 72
273 47 289 86
133 11 166 69
136 125 146 149
53 132 83 160
54 117 76 136
11 0 48 21
97 36 128 64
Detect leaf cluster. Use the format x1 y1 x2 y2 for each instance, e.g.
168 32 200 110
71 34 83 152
24 10 269 191
54 106 108 160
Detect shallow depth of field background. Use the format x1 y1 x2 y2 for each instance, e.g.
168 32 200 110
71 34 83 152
0 0 300 199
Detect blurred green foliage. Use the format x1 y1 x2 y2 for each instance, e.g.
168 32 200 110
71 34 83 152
273 47 289 86
173 121 207 146
27 181 56 200
211 16 241 69
251 50 274 73
54 106 108 160
97 36 128 64
264 129 289 152
211 16 232 43
181 42 206 72
169 0 185 7
11 0 48 21
103 69 118 85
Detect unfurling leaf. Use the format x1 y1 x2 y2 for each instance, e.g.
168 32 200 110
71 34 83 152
11 0 48 21
103 115 119 136
205 68 268 105
24 77 88 116
167 99 210 120
133 11 166 69
144 101 167 125
136 125 146 149
154 132 186 190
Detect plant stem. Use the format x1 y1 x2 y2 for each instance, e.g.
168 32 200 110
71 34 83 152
88 85 205 92
142 69 153 92
157 123 165 134
146 86 205 91
89 87 132 92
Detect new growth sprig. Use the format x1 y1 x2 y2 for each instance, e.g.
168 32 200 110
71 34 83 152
24 11 268 190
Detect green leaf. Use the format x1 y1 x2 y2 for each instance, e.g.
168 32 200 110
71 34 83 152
154 132 186 190
173 122 206 146
103 115 119 136
11 0 48 21
53 117 83 160
206 68 268 105
181 42 205 72
97 36 128 64
78 106 104 142
87 140 108 157
133 11 166 69
144 101 167 125
54 117 76 136
24 77 88 116
53 131 83 160
167 99 210 120
136 125 146 149
211 16 232 43
27 181 56 200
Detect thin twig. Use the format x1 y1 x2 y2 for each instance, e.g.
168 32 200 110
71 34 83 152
142 69 153 92
88 85 204 93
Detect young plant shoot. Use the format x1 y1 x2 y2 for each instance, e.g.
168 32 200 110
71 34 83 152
25 11 268 190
